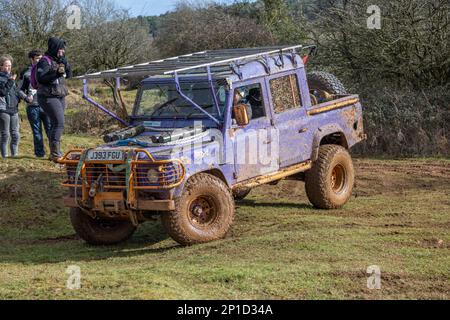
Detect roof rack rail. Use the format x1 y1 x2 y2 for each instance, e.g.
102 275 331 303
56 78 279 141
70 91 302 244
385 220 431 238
76 45 315 80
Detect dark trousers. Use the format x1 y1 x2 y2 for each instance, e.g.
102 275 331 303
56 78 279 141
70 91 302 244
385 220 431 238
26 105 52 157
37 95 66 148
0 112 20 158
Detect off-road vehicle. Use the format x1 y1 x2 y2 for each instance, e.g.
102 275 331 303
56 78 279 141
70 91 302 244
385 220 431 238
59 45 366 245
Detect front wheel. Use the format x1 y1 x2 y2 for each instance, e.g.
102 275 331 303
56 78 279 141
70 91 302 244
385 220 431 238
161 173 235 245
70 208 136 245
305 145 354 209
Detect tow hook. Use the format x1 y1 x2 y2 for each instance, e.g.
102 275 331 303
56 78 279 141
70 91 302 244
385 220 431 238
89 174 103 198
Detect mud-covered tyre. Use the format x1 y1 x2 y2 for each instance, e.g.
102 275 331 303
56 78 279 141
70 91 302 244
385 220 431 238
233 188 251 201
69 208 136 245
307 71 347 104
161 173 235 246
305 145 354 209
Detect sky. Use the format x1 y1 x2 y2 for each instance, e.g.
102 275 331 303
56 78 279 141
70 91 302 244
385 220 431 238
114 0 240 17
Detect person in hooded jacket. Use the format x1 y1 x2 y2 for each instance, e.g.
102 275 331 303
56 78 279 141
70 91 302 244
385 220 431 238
0 55 26 158
36 37 72 162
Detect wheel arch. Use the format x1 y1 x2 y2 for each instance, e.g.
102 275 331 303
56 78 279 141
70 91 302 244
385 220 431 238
173 169 231 198
198 169 230 187
311 124 349 162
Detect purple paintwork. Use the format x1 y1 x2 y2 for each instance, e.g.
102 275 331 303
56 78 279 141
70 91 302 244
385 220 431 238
82 79 129 127
85 52 364 198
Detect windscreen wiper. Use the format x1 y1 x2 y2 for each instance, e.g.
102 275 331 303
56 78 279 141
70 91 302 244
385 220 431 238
184 105 215 119
150 98 179 117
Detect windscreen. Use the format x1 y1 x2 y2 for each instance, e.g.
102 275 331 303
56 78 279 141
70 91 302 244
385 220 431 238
134 81 227 120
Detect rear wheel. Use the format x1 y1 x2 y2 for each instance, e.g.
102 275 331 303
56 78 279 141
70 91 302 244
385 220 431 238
305 145 354 209
70 208 136 245
307 71 347 105
162 173 235 245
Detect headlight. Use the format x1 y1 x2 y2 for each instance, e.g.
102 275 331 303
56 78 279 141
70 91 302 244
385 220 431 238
146 166 163 183
69 153 81 161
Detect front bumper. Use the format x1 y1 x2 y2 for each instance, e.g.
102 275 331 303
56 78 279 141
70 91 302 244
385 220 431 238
63 195 175 211
58 148 185 214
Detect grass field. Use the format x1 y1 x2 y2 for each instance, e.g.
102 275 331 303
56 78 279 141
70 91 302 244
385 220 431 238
0 120 449 300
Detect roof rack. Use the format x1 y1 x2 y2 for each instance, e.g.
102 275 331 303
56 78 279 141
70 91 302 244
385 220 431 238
76 45 315 80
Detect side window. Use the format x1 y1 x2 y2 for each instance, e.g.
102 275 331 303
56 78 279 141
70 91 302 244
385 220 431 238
269 74 301 113
232 83 266 121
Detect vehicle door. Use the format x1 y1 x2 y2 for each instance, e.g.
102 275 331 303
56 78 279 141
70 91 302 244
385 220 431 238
231 80 279 182
266 71 312 168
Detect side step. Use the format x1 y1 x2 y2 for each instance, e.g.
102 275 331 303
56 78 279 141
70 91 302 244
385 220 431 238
232 161 312 190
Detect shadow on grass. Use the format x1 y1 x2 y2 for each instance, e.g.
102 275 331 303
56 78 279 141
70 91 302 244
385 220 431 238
0 221 178 265
0 170 178 265
1 169 314 266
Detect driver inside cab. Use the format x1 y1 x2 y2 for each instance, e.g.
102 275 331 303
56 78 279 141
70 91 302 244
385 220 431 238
232 88 252 122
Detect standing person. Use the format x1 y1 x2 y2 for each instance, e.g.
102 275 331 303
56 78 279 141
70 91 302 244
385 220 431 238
0 55 25 158
19 50 52 158
36 37 72 162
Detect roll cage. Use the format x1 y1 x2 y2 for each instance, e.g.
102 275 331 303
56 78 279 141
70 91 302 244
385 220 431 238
76 45 317 127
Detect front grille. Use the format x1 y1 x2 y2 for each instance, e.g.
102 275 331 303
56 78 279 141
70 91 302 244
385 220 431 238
87 164 127 189
64 162 184 190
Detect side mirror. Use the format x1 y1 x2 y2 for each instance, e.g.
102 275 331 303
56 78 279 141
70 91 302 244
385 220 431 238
233 104 250 127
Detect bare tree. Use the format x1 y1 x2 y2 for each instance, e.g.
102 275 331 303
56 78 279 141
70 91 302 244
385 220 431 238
155 2 275 57
0 0 68 68
308 0 450 88
67 0 156 74
303 0 450 156
261 0 307 44
65 0 156 122
0 0 156 75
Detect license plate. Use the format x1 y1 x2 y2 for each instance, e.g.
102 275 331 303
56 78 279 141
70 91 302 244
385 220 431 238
86 149 125 161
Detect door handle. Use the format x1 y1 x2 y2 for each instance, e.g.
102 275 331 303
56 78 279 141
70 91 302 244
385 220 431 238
263 140 272 144
298 128 308 133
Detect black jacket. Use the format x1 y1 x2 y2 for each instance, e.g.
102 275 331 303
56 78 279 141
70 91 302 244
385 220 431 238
19 66 39 107
0 72 24 115
36 37 72 98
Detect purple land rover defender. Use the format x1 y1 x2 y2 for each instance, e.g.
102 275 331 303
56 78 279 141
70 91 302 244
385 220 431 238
59 45 366 245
